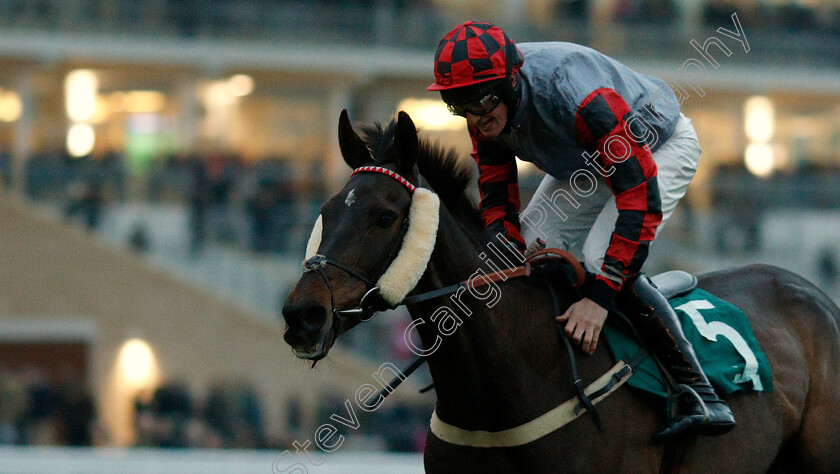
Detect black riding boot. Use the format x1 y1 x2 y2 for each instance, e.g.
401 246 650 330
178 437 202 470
617 275 736 442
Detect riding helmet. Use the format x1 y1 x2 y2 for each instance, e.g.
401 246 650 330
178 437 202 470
428 20 523 108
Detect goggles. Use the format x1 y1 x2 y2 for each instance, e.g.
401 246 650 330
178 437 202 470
446 92 502 117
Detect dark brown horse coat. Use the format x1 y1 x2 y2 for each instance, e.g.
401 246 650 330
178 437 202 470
282 111 840 473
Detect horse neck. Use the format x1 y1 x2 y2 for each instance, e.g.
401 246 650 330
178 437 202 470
408 208 570 429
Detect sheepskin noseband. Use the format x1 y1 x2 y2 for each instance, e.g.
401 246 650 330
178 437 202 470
303 214 323 262
303 168 440 306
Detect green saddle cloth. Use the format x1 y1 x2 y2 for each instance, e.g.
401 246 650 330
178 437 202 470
602 288 774 398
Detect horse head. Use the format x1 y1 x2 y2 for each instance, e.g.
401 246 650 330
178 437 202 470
282 110 438 361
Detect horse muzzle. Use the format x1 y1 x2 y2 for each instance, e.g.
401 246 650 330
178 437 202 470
282 301 336 360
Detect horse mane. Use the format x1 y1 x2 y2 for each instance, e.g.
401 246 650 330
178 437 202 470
361 120 485 234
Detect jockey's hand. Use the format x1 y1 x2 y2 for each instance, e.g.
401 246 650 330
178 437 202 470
557 298 608 355
524 238 546 258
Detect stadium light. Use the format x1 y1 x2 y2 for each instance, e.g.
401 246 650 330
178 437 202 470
65 69 98 122
744 142 774 178
203 80 237 107
229 74 254 97
744 95 774 143
118 338 158 389
124 91 167 114
67 123 95 157
0 90 22 122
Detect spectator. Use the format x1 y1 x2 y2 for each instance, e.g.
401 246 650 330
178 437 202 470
101 150 127 201
0 145 10 189
55 379 95 446
147 381 194 448
0 369 27 444
64 178 103 232
187 157 210 256
246 179 282 253
817 248 840 289
128 221 151 253
559 0 590 21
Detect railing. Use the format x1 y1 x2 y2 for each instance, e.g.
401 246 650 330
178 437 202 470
0 446 424 473
0 0 445 48
0 0 837 65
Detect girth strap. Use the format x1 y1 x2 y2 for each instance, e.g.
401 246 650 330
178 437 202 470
546 281 604 431
429 360 634 448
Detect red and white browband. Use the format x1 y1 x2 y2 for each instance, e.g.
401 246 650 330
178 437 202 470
351 166 417 193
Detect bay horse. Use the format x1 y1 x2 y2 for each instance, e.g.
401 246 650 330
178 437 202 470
282 110 840 473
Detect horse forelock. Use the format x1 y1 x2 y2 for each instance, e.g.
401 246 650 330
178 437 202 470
360 118 484 233
361 120 396 166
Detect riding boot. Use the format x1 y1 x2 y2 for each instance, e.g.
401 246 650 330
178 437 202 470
617 275 736 442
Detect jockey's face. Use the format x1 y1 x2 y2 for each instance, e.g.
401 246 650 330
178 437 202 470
466 101 508 138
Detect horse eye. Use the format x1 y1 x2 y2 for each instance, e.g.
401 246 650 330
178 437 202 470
376 212 397 228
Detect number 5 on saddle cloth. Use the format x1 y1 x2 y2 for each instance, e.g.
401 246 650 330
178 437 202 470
602 276 774 399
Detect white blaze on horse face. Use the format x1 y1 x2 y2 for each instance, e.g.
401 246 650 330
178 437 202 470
345 189 356 207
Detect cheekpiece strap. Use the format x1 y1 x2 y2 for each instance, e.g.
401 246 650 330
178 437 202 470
352 166 417 193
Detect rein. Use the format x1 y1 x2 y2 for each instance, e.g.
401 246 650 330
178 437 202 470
368 248 587 409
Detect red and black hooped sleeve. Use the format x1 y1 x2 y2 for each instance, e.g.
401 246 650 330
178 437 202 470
575 88 663 308
470 128 526 252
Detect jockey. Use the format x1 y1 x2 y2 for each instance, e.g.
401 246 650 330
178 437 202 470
428 20 735 441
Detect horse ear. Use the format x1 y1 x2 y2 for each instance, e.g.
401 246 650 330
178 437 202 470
394 111 419 173
338 109 372 169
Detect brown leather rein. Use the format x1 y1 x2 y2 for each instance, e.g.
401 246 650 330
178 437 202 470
366 247 587 409
467 247 585 290
400 247 585 305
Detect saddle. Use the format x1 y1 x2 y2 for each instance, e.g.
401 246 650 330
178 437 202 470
650 270 698 299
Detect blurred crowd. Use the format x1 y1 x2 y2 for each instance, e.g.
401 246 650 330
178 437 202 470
0 366 96 447
710 163 840 256
134 380 268 449
134 379 429 452
553 0 840 39
314 394 430 452
2 0 836 50
555 0 840 33
21 150 322 257
0 0 444 48
0 367 431 452
700 0 840 34
26 149 840 260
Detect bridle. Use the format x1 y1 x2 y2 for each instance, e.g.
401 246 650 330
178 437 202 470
301 166 417 344
303 221 409 322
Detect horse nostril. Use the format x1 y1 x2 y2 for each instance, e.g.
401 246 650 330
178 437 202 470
283 302 328 335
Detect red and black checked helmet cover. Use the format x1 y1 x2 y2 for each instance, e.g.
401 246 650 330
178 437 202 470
428 20 524 91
